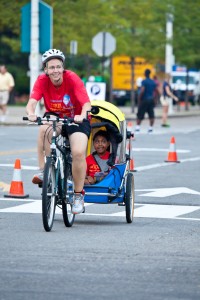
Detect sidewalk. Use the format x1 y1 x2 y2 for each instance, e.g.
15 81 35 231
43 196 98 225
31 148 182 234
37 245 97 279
0 103 200 125
120 103 200 120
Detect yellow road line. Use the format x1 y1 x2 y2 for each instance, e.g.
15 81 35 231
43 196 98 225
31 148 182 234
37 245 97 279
0 182 10 192
0 148 37 156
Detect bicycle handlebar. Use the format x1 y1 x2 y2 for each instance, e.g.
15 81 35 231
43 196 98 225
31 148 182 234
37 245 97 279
23 108 93 124
22 116 75 124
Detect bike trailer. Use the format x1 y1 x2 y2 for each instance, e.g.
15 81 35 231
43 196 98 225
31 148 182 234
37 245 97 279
84 100 134 204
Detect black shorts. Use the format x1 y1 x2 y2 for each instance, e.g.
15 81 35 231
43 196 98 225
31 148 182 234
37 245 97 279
43 112 91 139
62 119 91 139
137 100 155 120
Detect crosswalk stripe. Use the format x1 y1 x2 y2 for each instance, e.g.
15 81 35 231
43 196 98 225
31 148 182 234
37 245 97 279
0 200 199 221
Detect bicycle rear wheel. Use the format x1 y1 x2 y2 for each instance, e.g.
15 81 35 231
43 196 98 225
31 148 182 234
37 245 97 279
62 164 75 227
42 157 57 231
125 172 135 223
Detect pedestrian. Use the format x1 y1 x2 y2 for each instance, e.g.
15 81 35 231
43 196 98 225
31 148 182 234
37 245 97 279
193 80 200 105
136 77 143 105
135 69 160 133
84 130 110 185
26 49 91 214
160 74 179 127
153 75 161 104
0 65 15 122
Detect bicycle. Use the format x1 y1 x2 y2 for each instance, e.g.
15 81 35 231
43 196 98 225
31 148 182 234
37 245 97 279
23 115 76 232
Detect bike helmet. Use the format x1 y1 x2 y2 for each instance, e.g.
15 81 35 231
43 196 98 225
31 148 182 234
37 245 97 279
42 49 65 66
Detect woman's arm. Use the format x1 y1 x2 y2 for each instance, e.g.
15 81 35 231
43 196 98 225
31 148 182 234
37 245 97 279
165 85 179 102
26 98 38 121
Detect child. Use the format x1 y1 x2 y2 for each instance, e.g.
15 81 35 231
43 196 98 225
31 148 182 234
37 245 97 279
84 130 110 185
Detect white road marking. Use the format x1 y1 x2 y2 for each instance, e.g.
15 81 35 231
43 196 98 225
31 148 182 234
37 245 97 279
0 164 38 170
0 199 199 221
0 198 92 214
133 148 190 153
136 187 200 197
0 157 199 173
88 204 200 220
135 156 200 171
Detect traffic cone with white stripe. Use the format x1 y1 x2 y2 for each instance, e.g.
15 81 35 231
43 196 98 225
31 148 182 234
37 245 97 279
165 136 180 163
4 159 29 198
127 137 137 171
127 121 134 133
129 157 136 171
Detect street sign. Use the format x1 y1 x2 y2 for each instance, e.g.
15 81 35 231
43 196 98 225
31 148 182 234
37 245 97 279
86 82 106 101
112 56 156 90
92 31 116 57
21 0 53 53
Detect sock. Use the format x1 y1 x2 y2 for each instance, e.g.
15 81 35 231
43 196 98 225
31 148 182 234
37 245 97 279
74 190 85 195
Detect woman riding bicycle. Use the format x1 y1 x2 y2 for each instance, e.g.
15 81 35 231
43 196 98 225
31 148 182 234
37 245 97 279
26 48 91 214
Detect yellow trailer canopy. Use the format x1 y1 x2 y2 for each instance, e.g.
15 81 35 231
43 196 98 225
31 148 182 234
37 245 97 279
90 100 125 130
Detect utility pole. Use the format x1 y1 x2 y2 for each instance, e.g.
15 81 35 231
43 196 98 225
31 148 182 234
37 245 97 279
165 13 174 114
165 13 173 74
130 57 135 113
30 0 41 115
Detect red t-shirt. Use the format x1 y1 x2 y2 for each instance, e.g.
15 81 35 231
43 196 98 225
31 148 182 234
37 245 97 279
30 70 90 117
86 151 110 178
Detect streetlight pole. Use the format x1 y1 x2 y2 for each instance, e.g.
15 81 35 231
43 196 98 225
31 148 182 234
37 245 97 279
165 13 173 74
30 0 41 115
165 13 174 114
130 57 135 113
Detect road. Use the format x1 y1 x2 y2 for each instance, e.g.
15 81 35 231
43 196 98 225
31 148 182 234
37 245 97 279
0 115 200 300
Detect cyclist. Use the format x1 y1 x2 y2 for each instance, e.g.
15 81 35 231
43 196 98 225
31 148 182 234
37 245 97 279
26 49 91 214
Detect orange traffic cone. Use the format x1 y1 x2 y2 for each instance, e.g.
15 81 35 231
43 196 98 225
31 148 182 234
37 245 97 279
129 158 136 172
4 159 29 198
127 121 134 132
130 146 137 172
165 136 180 163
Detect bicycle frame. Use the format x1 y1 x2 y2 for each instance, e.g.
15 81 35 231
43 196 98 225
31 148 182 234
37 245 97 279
23 115 75 231
44 117 73 204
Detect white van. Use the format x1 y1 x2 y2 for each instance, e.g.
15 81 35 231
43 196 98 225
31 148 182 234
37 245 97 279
171 71 200 103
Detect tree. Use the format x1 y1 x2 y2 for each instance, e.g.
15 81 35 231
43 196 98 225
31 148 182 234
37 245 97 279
0 0 200 96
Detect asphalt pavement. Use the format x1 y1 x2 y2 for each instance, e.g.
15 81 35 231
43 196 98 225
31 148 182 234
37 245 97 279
0 103 200 125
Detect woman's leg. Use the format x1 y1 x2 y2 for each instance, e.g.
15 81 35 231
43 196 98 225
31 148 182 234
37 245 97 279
37 124 61 170
69 132 88 193
162 105 169 125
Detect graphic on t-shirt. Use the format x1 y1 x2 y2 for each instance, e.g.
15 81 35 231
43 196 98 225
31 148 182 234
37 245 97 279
49 99 62 111
62 94 75 117
63 94 70 106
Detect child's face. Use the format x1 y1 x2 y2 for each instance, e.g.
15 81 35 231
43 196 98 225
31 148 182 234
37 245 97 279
93 135 110 155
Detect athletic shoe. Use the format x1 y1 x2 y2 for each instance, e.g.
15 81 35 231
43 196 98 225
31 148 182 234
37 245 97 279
0 115 6 122
148 128 153 133
32 170 44 184
72 193 84 214
161 124 170 127
135 128 140 132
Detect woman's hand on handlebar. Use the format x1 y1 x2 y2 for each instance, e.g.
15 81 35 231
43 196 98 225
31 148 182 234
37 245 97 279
27 114 37 122
73 114 85 123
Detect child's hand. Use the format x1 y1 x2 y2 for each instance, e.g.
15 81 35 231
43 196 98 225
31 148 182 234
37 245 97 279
84 176 96 185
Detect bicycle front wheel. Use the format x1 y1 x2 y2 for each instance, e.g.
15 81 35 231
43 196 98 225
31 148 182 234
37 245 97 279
42 157 57 232
62 165 75 227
